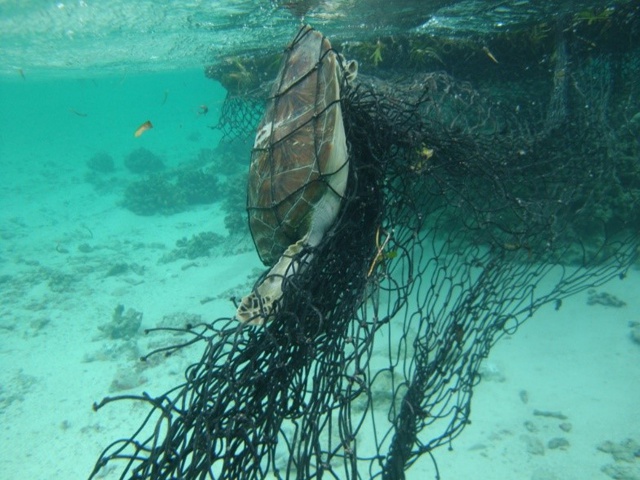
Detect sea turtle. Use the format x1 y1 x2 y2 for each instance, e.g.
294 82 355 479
236 25 357 325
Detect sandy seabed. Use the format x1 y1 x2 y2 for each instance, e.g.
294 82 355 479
1 74 639 480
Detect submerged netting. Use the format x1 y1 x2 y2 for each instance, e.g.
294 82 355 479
91 24 638 480
214 93 264 144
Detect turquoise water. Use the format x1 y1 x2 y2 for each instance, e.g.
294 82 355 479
0 71 224 176
0 70 234 478
1 2 639 480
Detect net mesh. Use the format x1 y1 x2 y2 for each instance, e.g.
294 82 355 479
90 23 638 480
214 93 265 144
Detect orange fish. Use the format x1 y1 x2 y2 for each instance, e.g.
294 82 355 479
134 120 153 137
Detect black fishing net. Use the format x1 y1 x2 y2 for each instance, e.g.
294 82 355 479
90 23 638 480
213 93 265 144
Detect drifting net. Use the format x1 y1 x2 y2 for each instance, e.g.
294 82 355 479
214 94 264 144
91 24 638 480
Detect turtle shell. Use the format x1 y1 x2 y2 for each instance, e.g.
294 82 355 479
247 25 350 266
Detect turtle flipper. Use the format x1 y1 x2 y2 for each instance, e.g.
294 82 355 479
236 241 304 325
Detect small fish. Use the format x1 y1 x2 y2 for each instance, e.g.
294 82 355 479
17 68 26 80
69 108 88 117
410 144 434 173
419 145 433 160
198 104 209 115
482 46 499 64
134 120 153 137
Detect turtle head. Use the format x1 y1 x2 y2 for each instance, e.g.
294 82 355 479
236 290 274 326
236 241 306 325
